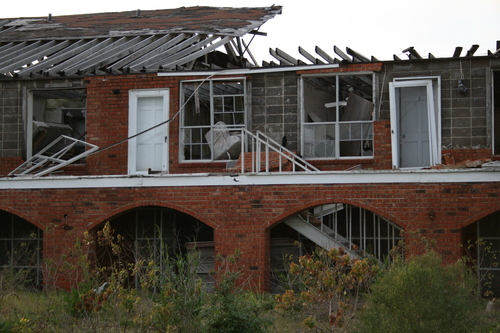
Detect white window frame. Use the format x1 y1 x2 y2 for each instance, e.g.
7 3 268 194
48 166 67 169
26 87 87 160
128 89 170 175
179 77 247 162
493 70 499 155
389 77 441 169
299 72 375 160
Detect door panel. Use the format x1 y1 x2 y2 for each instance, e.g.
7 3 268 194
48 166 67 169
136 96 164 172
390 79 439 169
399 86 430 168
129 89 169 174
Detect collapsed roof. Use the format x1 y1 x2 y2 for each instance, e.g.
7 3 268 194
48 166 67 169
0 6 282 78
266 43 500 67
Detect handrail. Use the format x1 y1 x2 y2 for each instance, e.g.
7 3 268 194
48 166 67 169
232 128 320 174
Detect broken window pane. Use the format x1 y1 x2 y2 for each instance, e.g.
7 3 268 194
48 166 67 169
181 79 246 161
302 74 374 158
30 88 87 160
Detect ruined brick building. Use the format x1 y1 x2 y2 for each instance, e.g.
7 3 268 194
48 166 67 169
0 6 499 292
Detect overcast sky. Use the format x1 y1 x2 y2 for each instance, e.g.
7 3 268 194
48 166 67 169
2 0 499 63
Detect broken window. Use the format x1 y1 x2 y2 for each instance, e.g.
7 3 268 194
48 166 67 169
180 78 246 161
27 88 87 161
301 73 374 159
0 211 43 288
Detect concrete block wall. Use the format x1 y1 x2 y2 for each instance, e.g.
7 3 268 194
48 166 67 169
379 57 500 151
251 71 299 151
0 78 84 159
0 81 23 158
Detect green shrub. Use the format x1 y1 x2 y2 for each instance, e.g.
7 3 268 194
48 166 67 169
201 250 272 333
356 250 480 333
275 248 379 332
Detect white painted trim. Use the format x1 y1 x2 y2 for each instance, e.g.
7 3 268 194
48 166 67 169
1 169 499 190
157 64 340 77
27 91 34 159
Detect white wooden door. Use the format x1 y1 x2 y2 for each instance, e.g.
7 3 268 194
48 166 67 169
129 89 169 174
399 86 430 168
389 79 438 169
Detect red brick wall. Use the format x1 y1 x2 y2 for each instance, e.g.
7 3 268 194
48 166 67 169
84 74 250 176
0 157 24 176
441 148 496 164
1 181 499 291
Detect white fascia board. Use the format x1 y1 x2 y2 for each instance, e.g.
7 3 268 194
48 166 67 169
0 169 499 190
157 64 340 77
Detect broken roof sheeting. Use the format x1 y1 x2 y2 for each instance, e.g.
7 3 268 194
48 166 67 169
0 6 282 78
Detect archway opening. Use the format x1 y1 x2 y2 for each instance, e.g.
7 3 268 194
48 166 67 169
270 203 402 292
462 210 500 297
0 210 43 289
94 206 214 288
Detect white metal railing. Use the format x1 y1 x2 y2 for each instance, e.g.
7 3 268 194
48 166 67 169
230 129 320 174
300 203 403 261
9 135 98 177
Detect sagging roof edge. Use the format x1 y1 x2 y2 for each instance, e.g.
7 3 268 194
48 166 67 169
0 6 283 41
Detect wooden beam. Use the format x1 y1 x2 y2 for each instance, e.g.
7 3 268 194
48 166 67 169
20 39 89 75
453 47 462 58
0 40 51 73
0 41 27 60
48 38 115 76
269 48 294 66
60 37 121 76
249 30 267 36
241 39 258 67
334 45 352 62
402 46 422 59
159 36 233 71
63 36 139 76
275 48 299 65
466 44 479 57
299 46 325 65
14 40 72 77
346 47 370 62
130 34 204 70
316 46 336 64
107 34 178 71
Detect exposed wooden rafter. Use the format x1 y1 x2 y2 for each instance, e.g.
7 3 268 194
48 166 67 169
0 6 283 78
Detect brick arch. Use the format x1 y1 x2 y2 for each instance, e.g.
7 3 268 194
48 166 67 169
457 204 500 229
264 197 402 230
0 206 44 230
87 200 217 231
